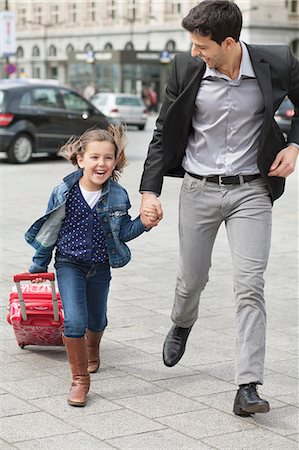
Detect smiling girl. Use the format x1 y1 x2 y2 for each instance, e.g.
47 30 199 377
25 125 157 407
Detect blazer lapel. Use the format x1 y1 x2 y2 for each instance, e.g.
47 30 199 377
247 45 273 151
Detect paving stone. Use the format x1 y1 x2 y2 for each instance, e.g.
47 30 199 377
70 409 165 440
106 324 157 341
91 374 163 399
154 373 235 398
260 373 298 397
100 346 160 366
14 432 114 450
156 409 255 439
0 393 39 417
0 412 75 443
115 391 206 418
0 375 69 400
249 406 299 437
1 361 50 382
202 428 299 449
287 434 299 443
118 360 198 381
265 358 298 378
275 392 299 407
107 429 211 449
0 439 16 449
29 394 122 419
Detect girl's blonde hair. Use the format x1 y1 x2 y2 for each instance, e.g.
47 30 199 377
59 124 128 181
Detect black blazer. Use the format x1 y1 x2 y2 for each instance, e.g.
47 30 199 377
140 44 299 201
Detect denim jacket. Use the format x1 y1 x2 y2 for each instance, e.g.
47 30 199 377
25 169 149 272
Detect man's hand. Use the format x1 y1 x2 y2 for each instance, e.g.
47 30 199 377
268 144 299 177
140 192 163 227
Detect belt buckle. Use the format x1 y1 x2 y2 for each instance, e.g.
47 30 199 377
218 176 225 186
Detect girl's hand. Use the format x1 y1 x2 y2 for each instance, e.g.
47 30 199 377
21 270 44 284
140 206 159 228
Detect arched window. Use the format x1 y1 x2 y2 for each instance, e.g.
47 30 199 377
104 42 113 51
84 43 94 52
16 46 24 58
48 45 57 57
66 44 75 55
165 39 176 52
125 42 134 50
32 45 40 57
66 44 75 58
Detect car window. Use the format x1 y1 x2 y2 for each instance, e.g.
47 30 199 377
0 90 4 108
116 97 143 106
60 89 90 112
19 88 63 109
93 95 109 106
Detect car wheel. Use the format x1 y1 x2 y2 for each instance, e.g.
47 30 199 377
138 124 145 130
7 134 33 164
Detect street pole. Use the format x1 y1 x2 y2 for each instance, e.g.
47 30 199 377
4 0 10 77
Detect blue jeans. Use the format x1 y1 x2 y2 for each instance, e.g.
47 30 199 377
54 258 111 338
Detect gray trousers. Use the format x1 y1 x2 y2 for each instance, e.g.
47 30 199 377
171 173 272 385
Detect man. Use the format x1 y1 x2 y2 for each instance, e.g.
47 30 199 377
139 0 299 416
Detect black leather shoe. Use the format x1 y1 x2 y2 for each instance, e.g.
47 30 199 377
233 383 270 416
163 325 192 367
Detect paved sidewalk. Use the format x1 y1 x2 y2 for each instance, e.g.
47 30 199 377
0 152 298 449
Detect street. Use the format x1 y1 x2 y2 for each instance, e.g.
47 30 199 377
0 115 298 449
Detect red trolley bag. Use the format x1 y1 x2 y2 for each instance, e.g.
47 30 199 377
7 272 64 348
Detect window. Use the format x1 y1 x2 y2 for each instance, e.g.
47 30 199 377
67 44 75 57
104 42 113 51
31 88 63 109
61 89 90 112
107 0 116 19
0 91 5 107
115 96 143 106
50 4 60 24
125 42 134 50
165 40 176 51
86 1 97 21
33 6 43 24
16 46 24 58
32 45 40 57
128 0 137 21
20 88 63 109
49 45 57 57
290 0 298 12
18 7 26 26
70 3 77 23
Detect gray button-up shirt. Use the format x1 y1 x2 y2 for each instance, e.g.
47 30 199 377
182 41 264 176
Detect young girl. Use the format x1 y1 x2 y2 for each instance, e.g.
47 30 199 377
25 125 158 407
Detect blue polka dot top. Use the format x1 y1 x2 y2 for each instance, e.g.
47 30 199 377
56 182 108 263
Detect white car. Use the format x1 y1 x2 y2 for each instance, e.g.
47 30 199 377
91 93 148 130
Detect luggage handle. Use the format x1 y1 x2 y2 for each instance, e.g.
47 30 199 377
13 272 59 322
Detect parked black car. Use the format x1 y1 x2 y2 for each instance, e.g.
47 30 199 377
274 97 295 135
0 79 111 163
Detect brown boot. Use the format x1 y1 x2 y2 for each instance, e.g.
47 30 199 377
86 330 104 373
63 336 90 407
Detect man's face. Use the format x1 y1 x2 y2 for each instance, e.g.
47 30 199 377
190 32 226 69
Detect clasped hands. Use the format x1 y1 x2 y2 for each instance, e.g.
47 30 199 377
140 192 163 229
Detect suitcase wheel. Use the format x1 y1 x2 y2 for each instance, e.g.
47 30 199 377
19 344 25 349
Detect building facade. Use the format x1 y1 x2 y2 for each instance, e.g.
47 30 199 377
1 0 299 101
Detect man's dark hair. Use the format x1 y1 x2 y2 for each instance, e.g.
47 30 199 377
182 0 243 45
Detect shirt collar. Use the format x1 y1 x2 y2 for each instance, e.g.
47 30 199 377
203 41 256 79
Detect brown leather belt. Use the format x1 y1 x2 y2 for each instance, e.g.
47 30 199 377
186 172 261 185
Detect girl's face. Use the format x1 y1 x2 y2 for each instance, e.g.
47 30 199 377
77 140 117 191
